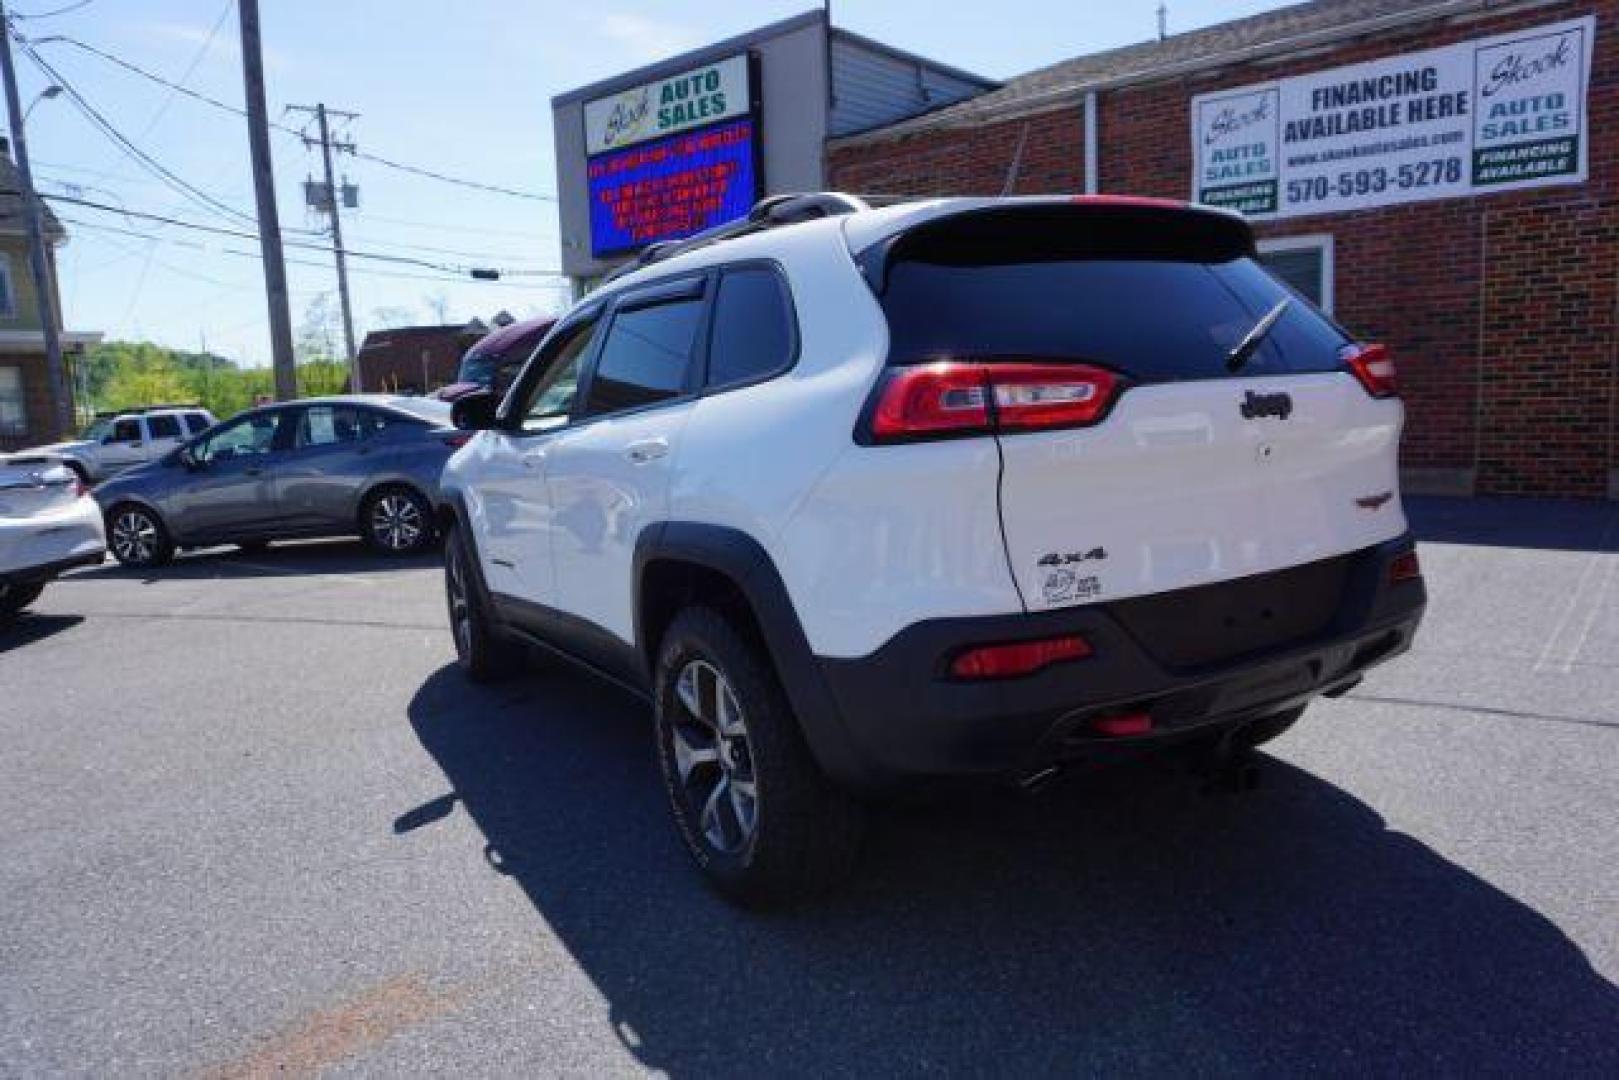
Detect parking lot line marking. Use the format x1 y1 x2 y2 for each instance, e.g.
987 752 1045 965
1533 512 1619 675
1555 550 1617 675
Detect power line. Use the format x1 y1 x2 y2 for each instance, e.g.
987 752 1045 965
131 0 233 143
31 31 557 203
17 36 264 229
41 192 566 277
58 213 572 291
13 0 94 18
346 149 554 202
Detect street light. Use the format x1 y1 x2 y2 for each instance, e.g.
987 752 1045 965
23 84 61 122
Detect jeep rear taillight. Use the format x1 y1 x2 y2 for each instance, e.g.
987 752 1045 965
949 634 1092 680
869 362 1120 442
1342 343 1398 399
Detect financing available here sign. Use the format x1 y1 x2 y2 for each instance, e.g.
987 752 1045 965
1190 15 1593 219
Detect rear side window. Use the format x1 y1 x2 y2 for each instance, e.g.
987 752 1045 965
366 409 425 438
705 267 795 389
147 415 181 439
184 412 211 434
869 205 1350 382
584 296 703 417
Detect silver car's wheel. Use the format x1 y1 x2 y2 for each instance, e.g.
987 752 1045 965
108 506 171 567
364 489 431 554
670 659 759 856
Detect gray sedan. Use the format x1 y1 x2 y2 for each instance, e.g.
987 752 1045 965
93 396 463 567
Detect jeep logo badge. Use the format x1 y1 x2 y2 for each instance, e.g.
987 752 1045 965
1240 390 1293 421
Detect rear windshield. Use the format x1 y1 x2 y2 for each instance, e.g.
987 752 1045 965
867 205 1350 382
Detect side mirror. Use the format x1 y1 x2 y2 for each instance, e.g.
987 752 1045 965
451 389 500 431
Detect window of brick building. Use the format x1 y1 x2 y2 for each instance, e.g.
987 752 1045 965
0 257 16 319
0 366 25 436
1258 235 1333 314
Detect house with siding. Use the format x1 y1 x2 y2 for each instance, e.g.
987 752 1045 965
0 142 100 452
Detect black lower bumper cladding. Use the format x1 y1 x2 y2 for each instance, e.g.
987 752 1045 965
813 535 1426 788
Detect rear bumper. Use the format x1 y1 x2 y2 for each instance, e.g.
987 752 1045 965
812 535 1425 789
0 500 106 583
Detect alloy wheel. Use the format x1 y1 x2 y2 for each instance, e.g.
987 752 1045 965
111 509 160 565
670 659 759 855
372 493 424 551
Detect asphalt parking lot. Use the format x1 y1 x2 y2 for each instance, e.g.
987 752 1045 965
2 497 1617 1076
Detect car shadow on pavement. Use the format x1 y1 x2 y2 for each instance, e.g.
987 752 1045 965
74 539 440 581
0 613 83 651
405 664 1619 1075
1407 495 1619 553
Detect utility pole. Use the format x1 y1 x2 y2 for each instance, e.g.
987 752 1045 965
238 0 296 401
0 1 71 436
287 103 359 391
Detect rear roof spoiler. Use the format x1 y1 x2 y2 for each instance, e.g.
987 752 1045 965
847 196 1255 293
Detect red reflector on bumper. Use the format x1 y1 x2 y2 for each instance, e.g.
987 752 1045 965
949 635 1091 680
1092 712 1153 737
1389 551 1421 583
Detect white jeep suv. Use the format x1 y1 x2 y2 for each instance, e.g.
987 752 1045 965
438 193 1426 906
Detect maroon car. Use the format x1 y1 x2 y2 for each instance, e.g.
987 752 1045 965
436 315 557 402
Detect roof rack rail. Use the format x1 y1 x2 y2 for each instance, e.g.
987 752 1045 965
602 192 869 284
96 403 205 416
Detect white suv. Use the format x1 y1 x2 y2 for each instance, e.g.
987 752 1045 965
439 193 1427 905
39 406 217 484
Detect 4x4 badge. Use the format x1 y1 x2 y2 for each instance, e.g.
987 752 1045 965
1240 390 1293 420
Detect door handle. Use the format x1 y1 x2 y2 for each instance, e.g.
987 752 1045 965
522 447 548 469
625 438 669 464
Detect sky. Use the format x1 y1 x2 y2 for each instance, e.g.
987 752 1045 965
17 0 1290 367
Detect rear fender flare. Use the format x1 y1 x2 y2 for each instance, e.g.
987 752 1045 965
633 522 866 786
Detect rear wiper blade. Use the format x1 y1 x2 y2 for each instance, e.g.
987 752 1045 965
1225 297 1290 374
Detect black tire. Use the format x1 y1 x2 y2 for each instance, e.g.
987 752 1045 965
106 503 175 568
443 522 521 682
1233 705 1306 749
0 581 46 623
361 486 435 555
654 606 865 908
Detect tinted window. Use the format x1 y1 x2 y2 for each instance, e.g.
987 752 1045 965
365 409 425 439
296 405 364 448
512 318 599 434
147 415 181 439
110 418 141 443
706 268 794 389
195 413 279 462
873 206 1349 382
584 297 702 417
184 412 211 434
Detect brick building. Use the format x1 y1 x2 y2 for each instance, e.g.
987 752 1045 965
828 0 1618 500
354 321 488 395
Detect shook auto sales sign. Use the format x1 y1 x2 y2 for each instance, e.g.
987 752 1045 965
584 54 752 156
583 53 761 257
1190 15 1593 219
